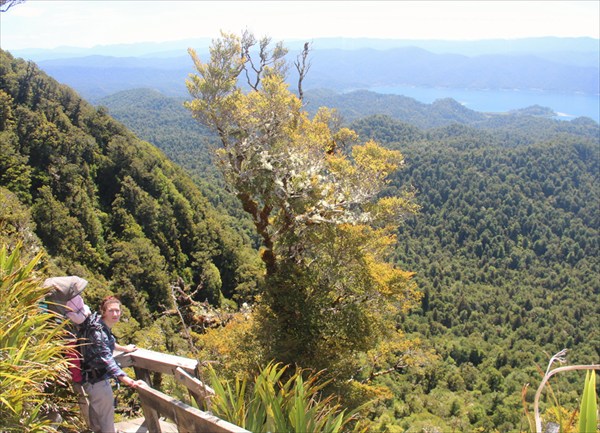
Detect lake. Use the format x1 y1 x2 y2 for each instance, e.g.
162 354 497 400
367 85 600 123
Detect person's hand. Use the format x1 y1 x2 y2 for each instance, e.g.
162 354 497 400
120 375 145 389
123 344 137 353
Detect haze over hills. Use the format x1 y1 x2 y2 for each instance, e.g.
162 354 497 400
99 86 596 134
9 37 598 104
11 36 600 62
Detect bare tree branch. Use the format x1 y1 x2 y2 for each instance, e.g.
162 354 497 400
0 0 25 13
240 31 289 92
170 278 199 355
294 42 312 102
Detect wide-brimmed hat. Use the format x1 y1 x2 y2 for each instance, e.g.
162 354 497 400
43 276 88 316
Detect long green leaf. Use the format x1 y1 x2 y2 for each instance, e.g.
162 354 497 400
0 395 17 414
578 370 597 433
208 361 359 433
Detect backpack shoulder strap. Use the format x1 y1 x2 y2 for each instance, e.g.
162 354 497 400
78 313 103 360
78 313 110 381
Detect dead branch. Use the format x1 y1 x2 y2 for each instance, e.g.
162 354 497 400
533 349 600 433
294 42 312 101
170 278 199 355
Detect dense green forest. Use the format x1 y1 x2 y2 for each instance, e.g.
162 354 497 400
97 88 256 241
1 46 598 433
355 116 599 431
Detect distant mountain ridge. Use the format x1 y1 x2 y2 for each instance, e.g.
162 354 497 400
307 47 599 93
8 36 598 103
11 36 599 62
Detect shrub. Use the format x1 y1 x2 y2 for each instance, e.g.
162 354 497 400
206 361 363 433
0 244 72 432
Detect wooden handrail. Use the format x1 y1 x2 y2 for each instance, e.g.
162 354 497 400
115 348 198 375
174 366 215 410
114 348 249 433
136 384 249 433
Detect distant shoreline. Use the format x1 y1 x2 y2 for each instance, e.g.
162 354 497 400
363 85 600 122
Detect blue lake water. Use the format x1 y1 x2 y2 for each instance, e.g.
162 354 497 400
367 85 600 123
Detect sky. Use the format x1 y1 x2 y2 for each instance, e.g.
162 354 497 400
1 0 598 51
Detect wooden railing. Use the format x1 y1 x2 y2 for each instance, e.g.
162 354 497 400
114 348 250 433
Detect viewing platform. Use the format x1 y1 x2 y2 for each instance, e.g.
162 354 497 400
112 348 249 433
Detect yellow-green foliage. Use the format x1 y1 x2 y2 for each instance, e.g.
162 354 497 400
194 311 263 380
0 244 71 432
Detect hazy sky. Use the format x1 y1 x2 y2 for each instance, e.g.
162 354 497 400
1 1 598 50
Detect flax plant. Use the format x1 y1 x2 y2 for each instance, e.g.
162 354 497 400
206 361 364 433
0 244 71 432
525 349 599 433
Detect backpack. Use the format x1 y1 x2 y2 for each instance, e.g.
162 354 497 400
76 311 109 383
43 277 114 383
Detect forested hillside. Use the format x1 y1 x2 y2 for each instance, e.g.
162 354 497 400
0 50 262 330
97 88 255 239
99 87 599 431
100 87 599 135
97 88 218 188
354 115 599 430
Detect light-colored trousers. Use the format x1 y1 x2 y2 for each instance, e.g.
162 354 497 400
83 379 115 433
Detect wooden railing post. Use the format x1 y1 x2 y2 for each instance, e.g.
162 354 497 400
133 366 152 385
174 366 214 410
137 383 163 433
136 385 250 433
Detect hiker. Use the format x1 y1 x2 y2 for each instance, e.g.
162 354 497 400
43 276 93 428
82 295 144 433
64 291 93 427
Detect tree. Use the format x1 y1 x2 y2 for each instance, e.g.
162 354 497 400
0 0 25 13
185 31 420 382
0 187 39 255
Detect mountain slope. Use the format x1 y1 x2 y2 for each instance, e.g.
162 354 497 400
0 49 262 325
96 89 255 236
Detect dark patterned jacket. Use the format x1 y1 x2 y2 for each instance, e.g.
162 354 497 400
80 312 125 383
